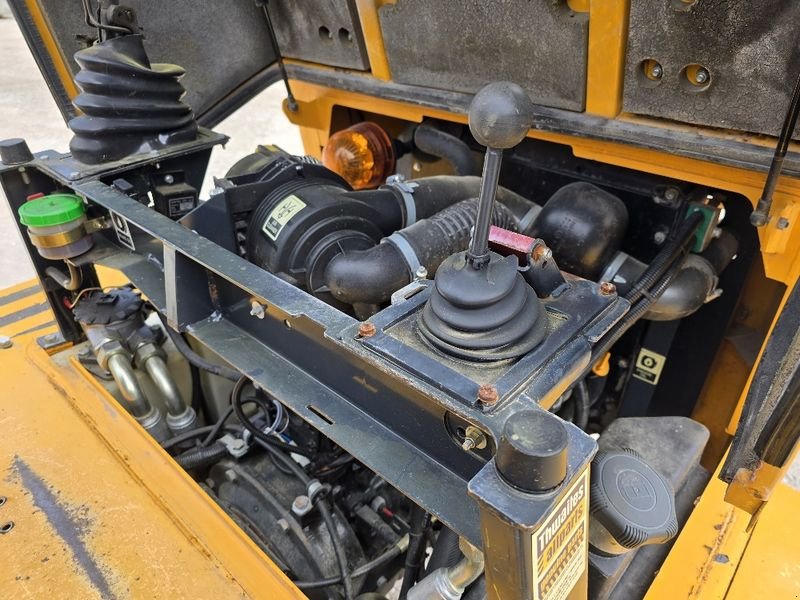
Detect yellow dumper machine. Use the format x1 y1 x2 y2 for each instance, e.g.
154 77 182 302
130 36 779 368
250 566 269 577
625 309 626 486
1 1 799 598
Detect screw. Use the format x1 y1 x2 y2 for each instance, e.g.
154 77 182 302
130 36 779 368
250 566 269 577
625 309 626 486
415 266 428 280
694 68 709 84
0 335 12 349
650 64 663 80
461 425 488 452
777 217 790 230
531 243 553 263
664 187 680 202
358 322 377 338
599 282 617 296
653 230 667 245
163 174 175 184
477 384 499 406
249 300 266 319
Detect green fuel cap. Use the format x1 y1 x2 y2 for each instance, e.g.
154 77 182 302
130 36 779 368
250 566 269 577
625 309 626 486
18 193 85 227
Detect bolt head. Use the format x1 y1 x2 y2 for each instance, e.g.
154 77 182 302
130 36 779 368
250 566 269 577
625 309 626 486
664 188 680 202
477 384 499 406
599 282 617 296
532 243 553 263
650 64 663 79
653 230 667 245
695 68 709 84
777 217 790 230
0 335 12 349
415 266 428 280
163 174 175 184
358 322 377 338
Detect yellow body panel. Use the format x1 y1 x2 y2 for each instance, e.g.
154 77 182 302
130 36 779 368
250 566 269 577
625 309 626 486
0 282 303 599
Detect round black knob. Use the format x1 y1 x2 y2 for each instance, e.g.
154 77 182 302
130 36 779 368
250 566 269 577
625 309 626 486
589 449 678 555
495 410 568 493
468 82 534 149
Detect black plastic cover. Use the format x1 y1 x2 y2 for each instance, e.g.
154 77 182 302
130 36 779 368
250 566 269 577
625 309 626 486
589 449 678 555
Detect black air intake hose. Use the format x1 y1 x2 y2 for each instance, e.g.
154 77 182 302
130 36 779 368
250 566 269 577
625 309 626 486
413 124 478 176
324 199 517 305
69 34 197 164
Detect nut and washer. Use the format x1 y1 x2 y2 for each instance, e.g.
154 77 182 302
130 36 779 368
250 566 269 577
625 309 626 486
358 322 377 338
599 281 617 296
461 425 488 452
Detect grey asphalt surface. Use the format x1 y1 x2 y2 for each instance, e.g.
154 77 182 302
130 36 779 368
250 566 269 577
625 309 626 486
1 14 797 488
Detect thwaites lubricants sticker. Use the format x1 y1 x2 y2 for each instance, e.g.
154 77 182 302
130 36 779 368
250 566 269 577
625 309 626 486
531 469 589 600
632 348 667 385
263 194 306 241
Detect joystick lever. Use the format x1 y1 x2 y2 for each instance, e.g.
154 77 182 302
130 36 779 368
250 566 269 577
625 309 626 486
467 82 534 267
418 82 547 362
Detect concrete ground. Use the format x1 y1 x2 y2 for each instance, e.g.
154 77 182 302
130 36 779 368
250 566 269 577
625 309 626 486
0 16 301 289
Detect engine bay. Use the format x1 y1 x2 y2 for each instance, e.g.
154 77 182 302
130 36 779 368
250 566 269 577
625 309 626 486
1 2 793 599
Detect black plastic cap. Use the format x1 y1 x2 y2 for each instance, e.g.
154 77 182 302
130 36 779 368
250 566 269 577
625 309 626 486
468 82 533 149
495 410 568 493
0 138 34 165
589 449 679 555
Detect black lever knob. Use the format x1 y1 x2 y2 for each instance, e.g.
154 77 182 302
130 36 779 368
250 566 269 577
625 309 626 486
467 82 533 266
468 81 534 150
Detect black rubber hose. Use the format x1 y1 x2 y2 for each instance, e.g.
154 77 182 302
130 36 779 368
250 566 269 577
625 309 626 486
161 423 243 451
159 315 241 382
324 199 517 305
413 124 478 176
624 212 704 305
425 527 462 575
399 505 431 599
294 538 406 590
175 442 228 470
572 380 591 431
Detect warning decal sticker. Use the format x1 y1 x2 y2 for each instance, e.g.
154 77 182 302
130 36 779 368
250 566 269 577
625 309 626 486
263 195 306 241
531 469 589 600
632 348 667 385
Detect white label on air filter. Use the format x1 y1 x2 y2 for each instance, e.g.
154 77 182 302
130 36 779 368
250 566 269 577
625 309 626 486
263 194 306 241
531 468 589 600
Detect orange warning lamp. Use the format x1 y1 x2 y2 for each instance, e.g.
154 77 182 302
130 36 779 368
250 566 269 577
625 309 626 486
322 122 396 190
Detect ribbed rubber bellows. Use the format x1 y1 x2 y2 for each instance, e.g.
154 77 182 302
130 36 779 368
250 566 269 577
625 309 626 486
68 34 197 164
419 251 547 361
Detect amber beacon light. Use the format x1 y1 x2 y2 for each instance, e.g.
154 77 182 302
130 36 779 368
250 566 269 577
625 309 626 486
322 122 396 189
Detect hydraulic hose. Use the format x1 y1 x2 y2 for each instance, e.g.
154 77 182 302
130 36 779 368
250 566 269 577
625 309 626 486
413 124 478 176
141 353 186 416
324 199 517 305
175 441 228 470
425 527 462 575
400 506 432 598
572 379 590 431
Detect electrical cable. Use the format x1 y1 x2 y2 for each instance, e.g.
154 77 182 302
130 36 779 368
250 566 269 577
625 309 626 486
256 440 354 599
157 313 241 381
572 379 590 431
160 423 243 451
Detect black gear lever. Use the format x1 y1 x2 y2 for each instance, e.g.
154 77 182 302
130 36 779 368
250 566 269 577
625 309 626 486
467 82 534 267
418 82 547 362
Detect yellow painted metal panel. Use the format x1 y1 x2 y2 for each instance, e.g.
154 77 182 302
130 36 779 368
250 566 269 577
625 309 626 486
585 0 630 117
726 483 800 599
0 327 305 598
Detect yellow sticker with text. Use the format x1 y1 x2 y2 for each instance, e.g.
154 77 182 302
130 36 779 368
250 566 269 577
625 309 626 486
531 469 589 600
